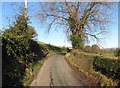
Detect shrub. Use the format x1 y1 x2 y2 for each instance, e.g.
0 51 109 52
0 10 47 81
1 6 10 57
65 50 119 86
84 45 91 52
91 44 100 54
2 14 41 86
93 56 120 80
114 48 120 58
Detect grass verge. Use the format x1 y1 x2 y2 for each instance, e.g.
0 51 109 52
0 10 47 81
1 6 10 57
65 49 118 86
21 53 55 86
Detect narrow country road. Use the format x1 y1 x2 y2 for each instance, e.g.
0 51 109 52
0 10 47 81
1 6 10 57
30 55 87 86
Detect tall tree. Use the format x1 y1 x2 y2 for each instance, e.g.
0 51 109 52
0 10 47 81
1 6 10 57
36 2 115 49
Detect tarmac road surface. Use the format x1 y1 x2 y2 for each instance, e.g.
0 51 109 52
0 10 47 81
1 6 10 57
30 55 87 86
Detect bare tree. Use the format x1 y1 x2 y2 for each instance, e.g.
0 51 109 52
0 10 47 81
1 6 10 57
35 2 115 49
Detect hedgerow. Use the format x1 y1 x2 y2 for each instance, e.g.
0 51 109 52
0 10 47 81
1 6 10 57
93 56 120 80
65 50 119 86
2 13 48 86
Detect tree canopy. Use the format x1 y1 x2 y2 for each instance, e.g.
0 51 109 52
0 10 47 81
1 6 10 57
36 2 115 49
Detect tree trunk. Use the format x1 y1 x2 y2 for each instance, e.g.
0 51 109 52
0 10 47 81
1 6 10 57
68 17 84 50
70 33 84 50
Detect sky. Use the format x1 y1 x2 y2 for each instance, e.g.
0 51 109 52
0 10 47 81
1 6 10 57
0 1 119 48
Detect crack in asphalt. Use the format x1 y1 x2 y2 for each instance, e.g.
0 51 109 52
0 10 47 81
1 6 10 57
30 55 89 86
50 67 54 88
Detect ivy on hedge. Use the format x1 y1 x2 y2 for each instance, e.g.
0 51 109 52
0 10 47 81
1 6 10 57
93 56 120 80
2 14 48 86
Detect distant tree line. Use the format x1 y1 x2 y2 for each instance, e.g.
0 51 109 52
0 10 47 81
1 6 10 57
84 44 120 58
83 44 101 54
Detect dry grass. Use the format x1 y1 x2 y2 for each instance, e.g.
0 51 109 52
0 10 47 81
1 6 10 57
65 50 118 86
21 57 47 86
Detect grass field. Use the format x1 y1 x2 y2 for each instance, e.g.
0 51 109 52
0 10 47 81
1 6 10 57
101 52 118 60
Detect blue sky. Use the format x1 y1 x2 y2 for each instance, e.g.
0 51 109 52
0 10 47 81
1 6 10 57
1 2 118 48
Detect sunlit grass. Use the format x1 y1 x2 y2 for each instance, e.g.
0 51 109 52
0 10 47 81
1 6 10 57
22 58 47 86
65 50 119 86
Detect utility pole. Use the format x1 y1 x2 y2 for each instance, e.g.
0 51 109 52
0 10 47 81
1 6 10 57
24 0 28 18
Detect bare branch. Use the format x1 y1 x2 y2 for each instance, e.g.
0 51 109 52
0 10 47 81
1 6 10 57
65 2 73 17
85 32 99 41
35 2 115 47
46 14 68 21
47 18 56 33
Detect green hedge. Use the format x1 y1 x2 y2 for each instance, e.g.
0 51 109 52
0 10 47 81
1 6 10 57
2 38 66 86
93 56 120 80
2 12 67 86
65 50 119 86
2 38 48 86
